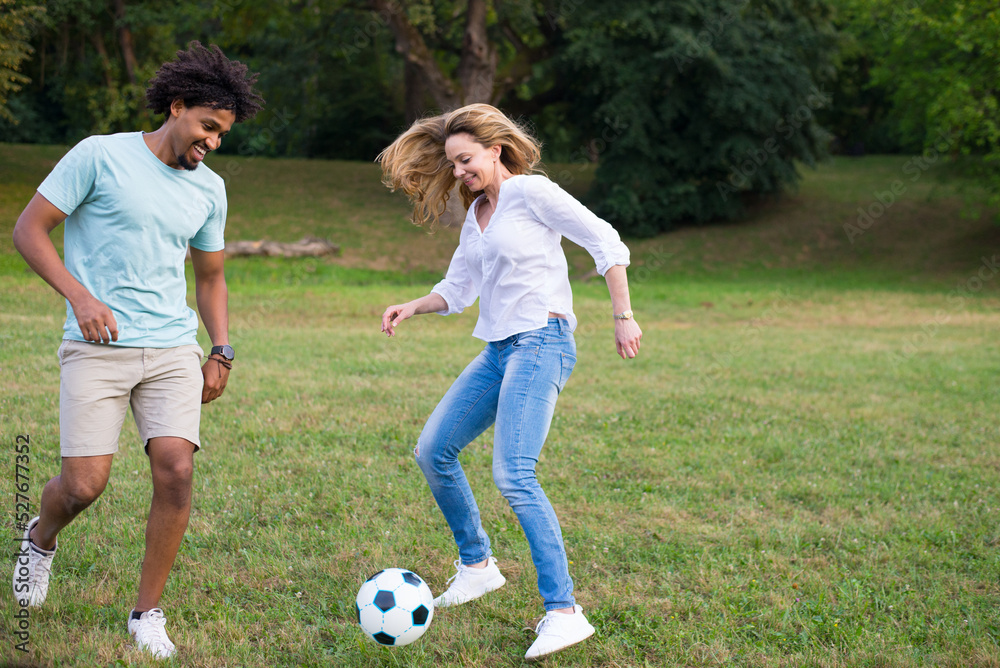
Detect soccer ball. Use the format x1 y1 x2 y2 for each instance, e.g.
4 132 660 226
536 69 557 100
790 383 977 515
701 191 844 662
356 568 434 646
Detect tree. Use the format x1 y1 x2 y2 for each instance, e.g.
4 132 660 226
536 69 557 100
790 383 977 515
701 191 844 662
812 1 916 156
553 0 840 237
206 0 559 158
0 0 43 124
203 0 407 160
3 0 849 229
1 0 183 142
842 0 1000 209
363 0 555 119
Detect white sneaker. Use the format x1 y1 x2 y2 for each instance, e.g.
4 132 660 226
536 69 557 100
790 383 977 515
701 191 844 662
128 608 176 659
433 557 507 607
525 604 596 661
12 516 56 608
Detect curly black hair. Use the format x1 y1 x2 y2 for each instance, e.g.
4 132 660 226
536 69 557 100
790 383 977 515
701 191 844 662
146 41 264 123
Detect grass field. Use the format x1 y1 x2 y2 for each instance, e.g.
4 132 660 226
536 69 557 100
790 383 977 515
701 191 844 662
0 144 998 667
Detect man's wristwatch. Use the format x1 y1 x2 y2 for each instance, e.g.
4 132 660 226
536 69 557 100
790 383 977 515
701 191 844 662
210 344 236 362
613 310 634 321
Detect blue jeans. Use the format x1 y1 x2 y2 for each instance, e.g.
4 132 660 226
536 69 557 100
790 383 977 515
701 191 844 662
415 318 577 610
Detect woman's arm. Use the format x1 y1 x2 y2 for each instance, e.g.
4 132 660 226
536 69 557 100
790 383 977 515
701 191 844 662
521 179 641 359
605 265 642 359
381 292 449 337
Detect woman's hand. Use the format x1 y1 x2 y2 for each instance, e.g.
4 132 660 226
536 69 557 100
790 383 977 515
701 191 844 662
381 293 448 337
602 265 641 359
615 318 642 359
381 302 418 337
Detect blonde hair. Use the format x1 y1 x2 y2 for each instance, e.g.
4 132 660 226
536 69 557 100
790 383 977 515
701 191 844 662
377 104 542 229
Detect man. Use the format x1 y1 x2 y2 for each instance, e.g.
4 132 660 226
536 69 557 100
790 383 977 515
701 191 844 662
11 42 263 659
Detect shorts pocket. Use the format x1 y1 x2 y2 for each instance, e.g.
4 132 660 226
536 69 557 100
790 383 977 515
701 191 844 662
57 339 84 365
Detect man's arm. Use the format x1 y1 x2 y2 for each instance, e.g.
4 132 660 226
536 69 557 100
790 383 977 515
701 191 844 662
12 192 119 343
190 247 230 404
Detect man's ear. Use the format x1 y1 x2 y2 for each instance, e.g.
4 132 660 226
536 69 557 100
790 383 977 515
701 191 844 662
169 98 186 119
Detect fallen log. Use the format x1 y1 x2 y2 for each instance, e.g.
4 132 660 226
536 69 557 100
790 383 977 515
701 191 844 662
220 237 340 258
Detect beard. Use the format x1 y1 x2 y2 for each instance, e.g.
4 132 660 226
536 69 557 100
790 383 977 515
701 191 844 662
177 150 200 171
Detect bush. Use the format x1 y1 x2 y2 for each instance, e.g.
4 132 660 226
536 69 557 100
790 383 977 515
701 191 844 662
558 0 840 236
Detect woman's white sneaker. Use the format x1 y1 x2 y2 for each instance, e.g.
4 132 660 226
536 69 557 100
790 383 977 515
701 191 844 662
525 604 595 661
128 608 176 659
433 557 507 607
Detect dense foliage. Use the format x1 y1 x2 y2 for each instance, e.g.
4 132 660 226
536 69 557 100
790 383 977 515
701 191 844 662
0 0 994 233
551 0 839 235
0 0 43 124
0 0 181 143
830 0 1000 209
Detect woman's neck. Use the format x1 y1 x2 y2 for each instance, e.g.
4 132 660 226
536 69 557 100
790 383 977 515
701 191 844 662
483 166 514 204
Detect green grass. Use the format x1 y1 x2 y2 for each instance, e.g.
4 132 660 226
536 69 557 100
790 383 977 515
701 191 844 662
0 145 998 667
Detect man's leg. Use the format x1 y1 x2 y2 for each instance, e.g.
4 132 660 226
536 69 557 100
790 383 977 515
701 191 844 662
31 455 114 550
15 455 113 608
16 341 139 607
135 436 195 612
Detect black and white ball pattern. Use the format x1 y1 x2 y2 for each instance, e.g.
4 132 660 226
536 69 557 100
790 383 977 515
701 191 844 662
356 568 434 646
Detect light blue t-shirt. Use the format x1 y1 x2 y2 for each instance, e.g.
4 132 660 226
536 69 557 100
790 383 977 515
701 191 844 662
38 132 227 348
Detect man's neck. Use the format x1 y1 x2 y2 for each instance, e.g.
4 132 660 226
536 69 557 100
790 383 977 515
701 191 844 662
142 125 181 170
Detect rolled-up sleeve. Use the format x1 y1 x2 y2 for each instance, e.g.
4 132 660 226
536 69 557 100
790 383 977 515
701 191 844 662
525 176 629 275
431 240 479 315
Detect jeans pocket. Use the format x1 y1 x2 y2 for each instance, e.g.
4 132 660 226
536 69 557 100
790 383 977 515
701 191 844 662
513 330 545 350
557 352 577 392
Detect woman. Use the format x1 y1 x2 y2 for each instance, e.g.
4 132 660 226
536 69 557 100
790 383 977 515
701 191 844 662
378 104 642 661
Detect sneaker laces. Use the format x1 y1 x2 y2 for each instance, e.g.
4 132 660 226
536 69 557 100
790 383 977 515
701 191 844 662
135 609 172 651
533 610 578 636
27 546 54 583
443 560 465 587
28 561 51 585
533 615 553 635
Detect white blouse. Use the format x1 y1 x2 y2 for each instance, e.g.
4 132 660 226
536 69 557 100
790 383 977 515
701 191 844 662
431 174 631 341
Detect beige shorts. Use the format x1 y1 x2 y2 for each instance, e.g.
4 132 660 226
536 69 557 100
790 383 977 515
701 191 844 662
59 340 204 457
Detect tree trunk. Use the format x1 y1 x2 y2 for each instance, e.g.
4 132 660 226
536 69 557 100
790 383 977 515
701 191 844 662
368 0 459 112
89 33 115 89
57 24 69 70
403 59 427 123
114 0 139 84
456 0 496 104
39 32 46 89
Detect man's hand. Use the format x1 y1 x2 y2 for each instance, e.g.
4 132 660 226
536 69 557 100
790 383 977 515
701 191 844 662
201 356 230 403
70 294 119 343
